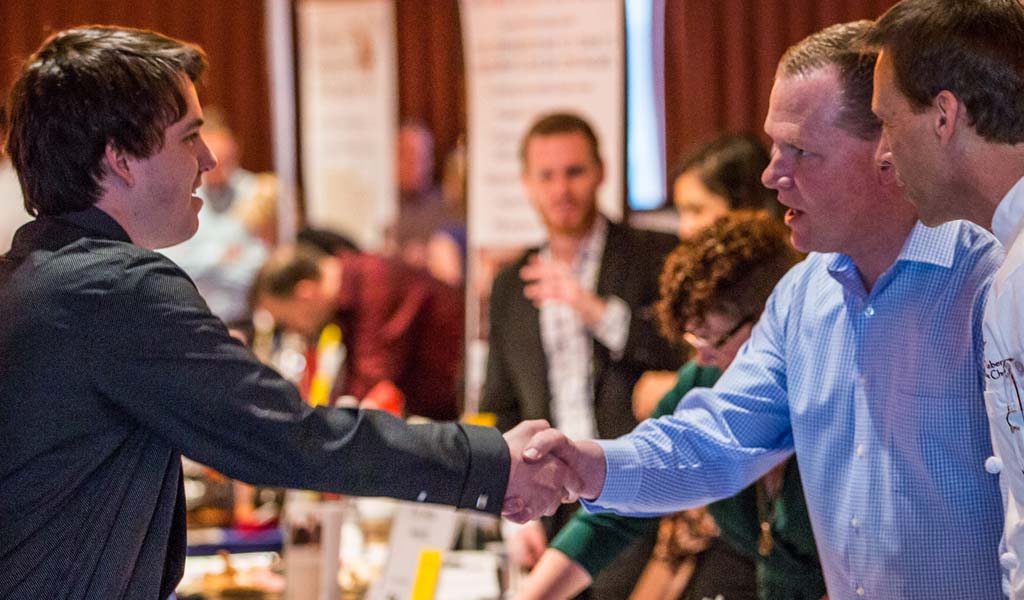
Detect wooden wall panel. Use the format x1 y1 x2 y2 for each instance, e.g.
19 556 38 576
663 0 898 187
0 0 273 172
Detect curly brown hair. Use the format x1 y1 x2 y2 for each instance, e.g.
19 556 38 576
656 211 802 345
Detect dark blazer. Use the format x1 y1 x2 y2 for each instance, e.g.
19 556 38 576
481 220 682 440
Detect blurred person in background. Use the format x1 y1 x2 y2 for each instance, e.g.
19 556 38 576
425 137 469 287
482 112 682 599
632 134 782 419
252 243 464 421
387 121 447 267
515 211 822 600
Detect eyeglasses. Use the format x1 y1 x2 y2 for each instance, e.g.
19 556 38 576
683 314 757 350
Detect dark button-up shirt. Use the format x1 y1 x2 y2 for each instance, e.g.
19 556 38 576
0 207 508 599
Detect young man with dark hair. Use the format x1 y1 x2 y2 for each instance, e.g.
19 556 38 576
867 0 1024 594
0 26 575 599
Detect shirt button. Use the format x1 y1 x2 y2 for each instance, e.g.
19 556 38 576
851 517 860 528
855 444 865 458
986 456 1004 474
1001 551 1019 571
418 491 428 502
856 585 865 596
476 494 489 510
864 306 875 317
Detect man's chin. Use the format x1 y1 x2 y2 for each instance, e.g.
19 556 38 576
915 207 960 228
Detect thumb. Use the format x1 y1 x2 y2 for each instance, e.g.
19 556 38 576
523 428 575 464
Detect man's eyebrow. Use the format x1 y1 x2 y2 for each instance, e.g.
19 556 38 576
183 118 204 132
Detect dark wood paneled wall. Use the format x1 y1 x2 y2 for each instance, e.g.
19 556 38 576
0 0 273 172
0 1 899 201
664 0 897 175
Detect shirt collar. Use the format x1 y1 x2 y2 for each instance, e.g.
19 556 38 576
826 220 957 277
991 174 1024 247
54 206 132 243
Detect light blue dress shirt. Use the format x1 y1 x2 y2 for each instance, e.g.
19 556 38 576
586 221 1005 599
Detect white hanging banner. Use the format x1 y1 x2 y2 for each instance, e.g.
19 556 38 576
297 0 398 250
460 0 625 250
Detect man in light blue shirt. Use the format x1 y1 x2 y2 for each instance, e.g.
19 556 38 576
524 21 1005 598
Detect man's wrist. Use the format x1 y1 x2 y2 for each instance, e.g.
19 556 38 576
576 292 607 327
575 440 607 500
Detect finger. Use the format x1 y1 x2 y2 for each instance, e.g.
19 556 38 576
503 509 531 524
511 419 551 439
522 282 543 300
519 262 544 282
503 496 525 515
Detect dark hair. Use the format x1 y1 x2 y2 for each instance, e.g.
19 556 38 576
519 112 602 168
671 133 779 216
251 244 327 302
3 26 207 216
297 227 361 255
656 210 801 344
778 20 880 141
865 0 1024 144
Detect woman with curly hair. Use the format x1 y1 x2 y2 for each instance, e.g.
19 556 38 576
515 211 825 600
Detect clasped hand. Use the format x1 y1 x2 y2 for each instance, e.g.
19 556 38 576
520 256 606 327
501 420 606 523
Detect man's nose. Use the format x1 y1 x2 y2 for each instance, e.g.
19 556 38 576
875 135 894 172
762 150 791 191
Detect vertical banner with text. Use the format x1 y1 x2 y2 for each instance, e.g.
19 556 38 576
459 0 625 413
298 0 397 251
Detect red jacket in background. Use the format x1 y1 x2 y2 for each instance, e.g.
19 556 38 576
332 251 463 421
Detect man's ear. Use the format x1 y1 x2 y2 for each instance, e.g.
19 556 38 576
104 142 134 186
933 90 961 146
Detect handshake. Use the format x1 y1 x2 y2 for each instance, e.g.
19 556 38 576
500 420 607 523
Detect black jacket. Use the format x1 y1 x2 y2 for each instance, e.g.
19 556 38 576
481 220 681 439
0 207 508 599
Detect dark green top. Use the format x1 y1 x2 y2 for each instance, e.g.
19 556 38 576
549 361 826 600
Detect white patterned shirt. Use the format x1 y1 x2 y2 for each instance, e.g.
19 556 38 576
539 217 630 441
983 174 1024 598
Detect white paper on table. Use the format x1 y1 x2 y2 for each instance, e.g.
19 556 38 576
366 502 460 600
434 551 502 600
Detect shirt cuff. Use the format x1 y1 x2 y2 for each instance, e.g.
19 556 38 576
580 438 644 512
590 295 630 359
458 423 510 516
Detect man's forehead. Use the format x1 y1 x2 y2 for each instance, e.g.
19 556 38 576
169 78 204 129
524 132 594 166
765 70 843 138
870 50 898 113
